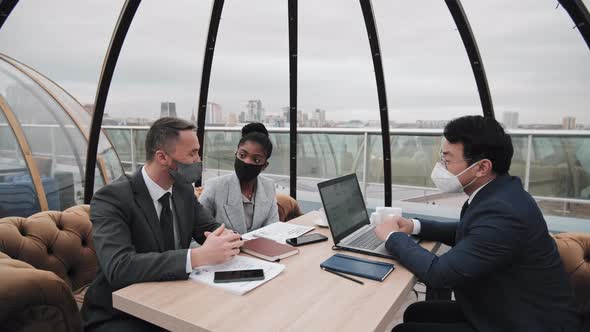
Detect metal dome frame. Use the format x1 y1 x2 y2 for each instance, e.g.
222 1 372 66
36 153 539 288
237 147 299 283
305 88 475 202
2 0 587 205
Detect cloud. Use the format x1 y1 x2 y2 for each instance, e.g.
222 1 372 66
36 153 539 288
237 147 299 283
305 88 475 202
0 0 588 125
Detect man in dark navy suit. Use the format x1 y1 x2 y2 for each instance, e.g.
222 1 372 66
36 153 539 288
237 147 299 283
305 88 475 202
376 116 578 332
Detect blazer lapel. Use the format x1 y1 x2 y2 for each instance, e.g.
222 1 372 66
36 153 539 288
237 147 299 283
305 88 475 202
224 174 247 234
455 175 512 243
131 170 164 251
252 177 271 230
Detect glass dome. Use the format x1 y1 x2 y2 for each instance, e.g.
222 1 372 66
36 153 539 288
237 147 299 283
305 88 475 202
0 53 123 218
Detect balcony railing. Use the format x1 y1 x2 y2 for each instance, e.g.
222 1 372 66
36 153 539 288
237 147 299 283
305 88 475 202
103 125 590 218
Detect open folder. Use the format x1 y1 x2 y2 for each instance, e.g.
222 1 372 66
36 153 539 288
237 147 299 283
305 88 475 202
320 253 395 281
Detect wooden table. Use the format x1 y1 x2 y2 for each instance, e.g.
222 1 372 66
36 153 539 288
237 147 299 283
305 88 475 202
113 211 439 332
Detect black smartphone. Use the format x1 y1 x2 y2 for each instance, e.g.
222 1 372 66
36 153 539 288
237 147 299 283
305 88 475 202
286 233 328 246
213 269 265 283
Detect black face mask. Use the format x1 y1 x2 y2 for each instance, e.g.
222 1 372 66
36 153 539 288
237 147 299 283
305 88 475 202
234 158 265 182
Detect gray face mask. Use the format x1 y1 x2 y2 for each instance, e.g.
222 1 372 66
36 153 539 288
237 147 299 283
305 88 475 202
168 159 202 184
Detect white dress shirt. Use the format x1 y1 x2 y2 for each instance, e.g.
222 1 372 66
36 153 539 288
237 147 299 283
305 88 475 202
387 179 494 241
141 166 193 273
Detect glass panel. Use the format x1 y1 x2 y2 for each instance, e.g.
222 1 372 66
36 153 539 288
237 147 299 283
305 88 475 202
0 111 41 217
204 0 288 198
203 130 241 175
528 136 589 200
295 132 366 209
461 0 590 129
373 1 482 125
133 128 148 170
391 135 441 187
529 136 590 218
265 132 290 191
0 0 122 112
0 60 86 209
296 0 380 210
104 128 133 173
104 1 211 126
508 135 528 182
366 133 384 207
528 137 569 198
2 55 124 183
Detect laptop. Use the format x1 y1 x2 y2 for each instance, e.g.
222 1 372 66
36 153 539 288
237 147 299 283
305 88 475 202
318 174 419 259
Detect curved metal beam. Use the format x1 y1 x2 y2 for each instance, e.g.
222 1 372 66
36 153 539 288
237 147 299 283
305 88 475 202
84 0 141 204
558 0 590 50
0 95 48 211
445 0 495 118
288 0 298 199
196 0 225 166
0 0 19 30
359 0 392 206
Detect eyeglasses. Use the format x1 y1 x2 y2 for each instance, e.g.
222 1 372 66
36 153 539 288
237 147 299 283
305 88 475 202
439 154 471 170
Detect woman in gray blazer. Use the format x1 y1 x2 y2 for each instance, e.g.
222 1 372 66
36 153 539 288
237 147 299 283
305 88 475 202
199 124 279 234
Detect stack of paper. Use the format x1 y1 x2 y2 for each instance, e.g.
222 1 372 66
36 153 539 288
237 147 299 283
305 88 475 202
242 222 314 244
189 255 285 295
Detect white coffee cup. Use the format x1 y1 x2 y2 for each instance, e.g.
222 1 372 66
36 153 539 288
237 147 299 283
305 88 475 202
369 212 382 225
315 207 329 227
375 207 403 220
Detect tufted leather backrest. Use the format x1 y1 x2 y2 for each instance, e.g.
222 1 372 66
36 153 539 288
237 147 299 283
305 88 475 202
276 193 303 222
0 205 97 292
553 232 590 314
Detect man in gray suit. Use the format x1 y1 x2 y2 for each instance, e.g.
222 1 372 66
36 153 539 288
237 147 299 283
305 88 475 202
82 117 244 332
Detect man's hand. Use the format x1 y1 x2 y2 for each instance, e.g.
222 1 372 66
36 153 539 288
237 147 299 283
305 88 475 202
374 216 414 241
192 224 244 268
204 224 236 237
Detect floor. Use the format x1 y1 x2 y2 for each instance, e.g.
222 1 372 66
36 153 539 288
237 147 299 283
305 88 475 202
385 244 450 331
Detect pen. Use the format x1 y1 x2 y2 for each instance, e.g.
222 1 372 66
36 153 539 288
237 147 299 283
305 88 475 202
322 267 364 285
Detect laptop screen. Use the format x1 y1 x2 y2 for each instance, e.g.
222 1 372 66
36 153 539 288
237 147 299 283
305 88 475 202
317 174 370 244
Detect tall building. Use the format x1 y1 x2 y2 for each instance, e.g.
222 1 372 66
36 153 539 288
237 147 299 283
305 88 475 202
206 102 223 124
297 110 309 127
312 108 326 127
562 116 576 130
502 111 519 129
246 100 264 122
227 112 238 126
282 106 291 123
160 102 177 118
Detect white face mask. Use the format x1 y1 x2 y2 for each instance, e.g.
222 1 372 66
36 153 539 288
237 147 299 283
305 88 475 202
430 161 479 193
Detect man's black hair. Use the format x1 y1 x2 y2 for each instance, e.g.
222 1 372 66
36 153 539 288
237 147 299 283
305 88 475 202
145 117 196 162
443 115 513 175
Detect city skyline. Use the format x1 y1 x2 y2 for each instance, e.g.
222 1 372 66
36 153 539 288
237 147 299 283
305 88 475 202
100 99 587 130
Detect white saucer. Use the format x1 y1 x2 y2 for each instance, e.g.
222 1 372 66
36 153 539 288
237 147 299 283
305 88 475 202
314 219 329 227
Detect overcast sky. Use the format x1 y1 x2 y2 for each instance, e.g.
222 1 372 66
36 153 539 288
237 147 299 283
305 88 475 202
0 0 589 125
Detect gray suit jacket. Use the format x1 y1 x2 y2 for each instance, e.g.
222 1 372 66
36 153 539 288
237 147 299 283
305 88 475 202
199 173 279 234
81 170 220 330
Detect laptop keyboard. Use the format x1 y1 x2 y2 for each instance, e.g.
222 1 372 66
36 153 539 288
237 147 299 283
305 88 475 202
348 230 383 250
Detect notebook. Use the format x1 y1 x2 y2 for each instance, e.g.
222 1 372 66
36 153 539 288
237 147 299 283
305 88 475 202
320 253 395 281
241 237 299 262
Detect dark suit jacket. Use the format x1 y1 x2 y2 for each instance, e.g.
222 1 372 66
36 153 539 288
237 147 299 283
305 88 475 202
386 175 579 331
81 170 220 330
